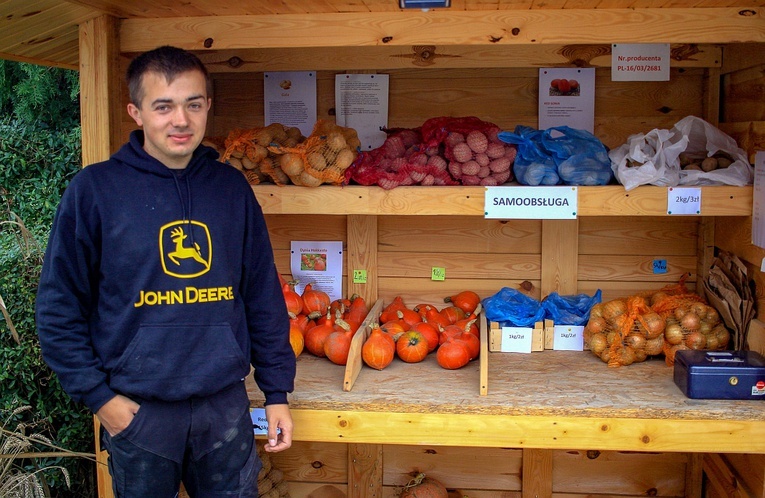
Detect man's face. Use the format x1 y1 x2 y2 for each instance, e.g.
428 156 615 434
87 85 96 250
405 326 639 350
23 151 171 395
127 69 211 169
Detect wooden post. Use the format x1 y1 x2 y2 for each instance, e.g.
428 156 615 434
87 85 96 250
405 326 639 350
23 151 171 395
79 15 121 167
348 444 383 498
347 215 378 305
541 219 579 296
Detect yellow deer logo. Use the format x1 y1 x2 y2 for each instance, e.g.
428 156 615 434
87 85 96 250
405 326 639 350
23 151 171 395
168 226 209 269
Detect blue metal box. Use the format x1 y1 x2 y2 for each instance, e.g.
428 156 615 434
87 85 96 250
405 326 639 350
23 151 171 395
673 350 765 400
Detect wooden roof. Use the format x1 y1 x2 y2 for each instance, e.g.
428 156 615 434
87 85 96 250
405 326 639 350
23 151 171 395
2 0 764 70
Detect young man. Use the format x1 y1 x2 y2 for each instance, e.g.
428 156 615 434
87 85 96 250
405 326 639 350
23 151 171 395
36 45 296 497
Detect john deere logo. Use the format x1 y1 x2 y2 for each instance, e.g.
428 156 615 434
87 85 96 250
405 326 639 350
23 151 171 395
159 221 212 278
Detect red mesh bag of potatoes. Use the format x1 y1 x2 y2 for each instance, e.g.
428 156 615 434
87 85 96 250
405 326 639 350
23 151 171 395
420 116 518 186
345 128 458 189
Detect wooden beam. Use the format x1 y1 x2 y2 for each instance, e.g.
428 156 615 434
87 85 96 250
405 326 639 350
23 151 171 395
79 15 122 166
120 9 765 54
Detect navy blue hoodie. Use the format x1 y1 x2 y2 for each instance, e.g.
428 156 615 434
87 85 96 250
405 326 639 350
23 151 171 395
36 130 295 413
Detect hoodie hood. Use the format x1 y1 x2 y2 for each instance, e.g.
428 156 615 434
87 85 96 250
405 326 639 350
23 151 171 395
112 130 220 178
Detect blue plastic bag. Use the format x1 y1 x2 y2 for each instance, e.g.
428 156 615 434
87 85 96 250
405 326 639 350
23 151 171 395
498 126 560 186
541 290 602 326
498 125 612 186
542 127 613 186
482 287 546 327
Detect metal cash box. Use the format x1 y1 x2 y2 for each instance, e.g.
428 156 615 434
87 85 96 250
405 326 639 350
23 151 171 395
673 350 765 400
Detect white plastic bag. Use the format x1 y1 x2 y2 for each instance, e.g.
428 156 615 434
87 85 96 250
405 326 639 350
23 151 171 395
672 116 753 187
609 128 686 191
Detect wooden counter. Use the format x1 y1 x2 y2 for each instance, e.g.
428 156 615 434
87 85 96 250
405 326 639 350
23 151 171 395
248 349 765 455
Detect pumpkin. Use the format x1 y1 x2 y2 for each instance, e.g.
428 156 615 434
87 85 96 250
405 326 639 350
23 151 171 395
304 318 334 357
289 313 314 335
397 308 423 327
455 329 480 360
396 331 429 363
437 337 471 369
302 283 330 319
440 305 466 325
423 306 451 330
409 321 440 352
400 473 448 498
324 319 354 365
289 323 304 357
329 297 351 317
282 281 303 317
362 324 396 370
444 290 480 315
380 295 407 323
345 295 369 325
380 318 410 336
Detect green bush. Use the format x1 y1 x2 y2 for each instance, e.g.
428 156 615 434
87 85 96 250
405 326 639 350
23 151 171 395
1 117 93 495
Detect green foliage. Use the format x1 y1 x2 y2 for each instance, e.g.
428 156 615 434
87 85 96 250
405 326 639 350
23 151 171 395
1 59 92 497
0 117 81 231
0 61 80 131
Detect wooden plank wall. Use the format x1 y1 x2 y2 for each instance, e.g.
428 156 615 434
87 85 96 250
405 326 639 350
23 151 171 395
269 441 694 497
207 66 703 151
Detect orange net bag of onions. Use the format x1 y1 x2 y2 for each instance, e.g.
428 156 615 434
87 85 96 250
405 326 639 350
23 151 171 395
220 123 305 185
584 295 666 367
648 284 730 366
268 120 361 187
584 279 731 368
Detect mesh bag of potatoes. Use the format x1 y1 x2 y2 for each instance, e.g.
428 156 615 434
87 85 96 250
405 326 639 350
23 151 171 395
220 123 305 186
584 281 731 368
267 120 361 187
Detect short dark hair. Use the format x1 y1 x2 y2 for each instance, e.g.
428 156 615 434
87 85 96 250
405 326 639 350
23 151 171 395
127 46 211 107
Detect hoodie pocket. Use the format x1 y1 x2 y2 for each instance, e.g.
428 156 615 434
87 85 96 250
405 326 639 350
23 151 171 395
110 323 248 401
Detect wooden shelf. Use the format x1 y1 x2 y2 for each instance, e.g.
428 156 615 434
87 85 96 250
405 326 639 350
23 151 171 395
253 184 753 217
247 348 765 453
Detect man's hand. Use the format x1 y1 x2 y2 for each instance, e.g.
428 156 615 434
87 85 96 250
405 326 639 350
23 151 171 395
263 403 293 453
96 394 140 436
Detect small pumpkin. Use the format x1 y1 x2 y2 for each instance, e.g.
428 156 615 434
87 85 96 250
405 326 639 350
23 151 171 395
444 290 480 315
437 337 471 369
289 323 304 357
396 331 429 363
409 321 440 352
345 295 369 325
304 318 334 357
440 305 466 325
282 281 303 317
400 473 448 498
380 295 407 323
302 283 331 319
324 319 354 365
362 324 396 370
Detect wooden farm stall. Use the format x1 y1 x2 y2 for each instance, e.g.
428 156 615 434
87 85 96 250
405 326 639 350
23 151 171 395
2 1 765 497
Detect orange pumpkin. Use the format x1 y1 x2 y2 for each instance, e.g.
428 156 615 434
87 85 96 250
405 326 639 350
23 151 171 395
400 474 448 498
289 324 304 357
396 331 429 363
362 324 396 370
444 290 481 315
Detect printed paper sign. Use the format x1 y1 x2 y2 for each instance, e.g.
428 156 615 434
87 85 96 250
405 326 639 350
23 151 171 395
500 326 533 353
290 240 343 301
250 408 268 435
335 74 390 151
538 68 595 132
752 151 765 248
485 186 578 219
667 187 701 215
552 325 584 351
264 71 317 137
612 44 670 81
